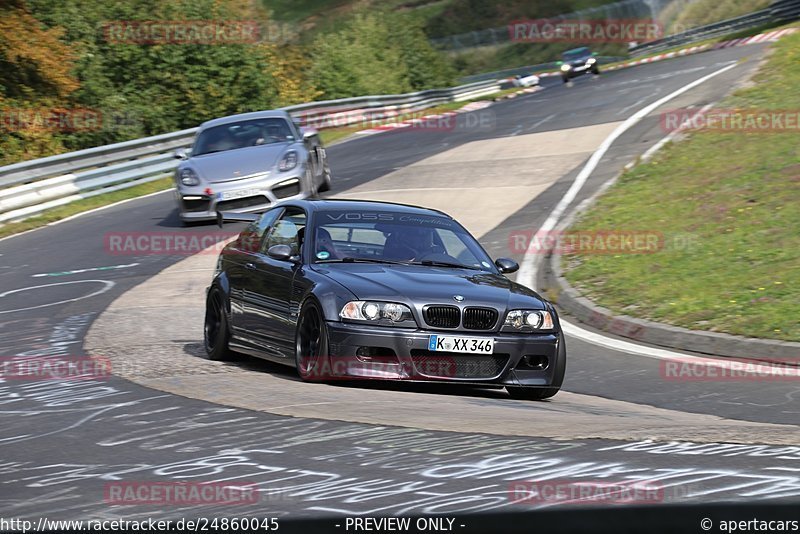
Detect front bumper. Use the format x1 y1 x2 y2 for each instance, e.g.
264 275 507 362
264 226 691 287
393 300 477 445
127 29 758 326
176 171 307 221
325 322 563 387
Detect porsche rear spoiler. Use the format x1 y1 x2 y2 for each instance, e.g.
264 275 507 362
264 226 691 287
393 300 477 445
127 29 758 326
216 211 259 228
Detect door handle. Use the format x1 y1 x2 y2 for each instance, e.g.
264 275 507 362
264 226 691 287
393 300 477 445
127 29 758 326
244 262 256 270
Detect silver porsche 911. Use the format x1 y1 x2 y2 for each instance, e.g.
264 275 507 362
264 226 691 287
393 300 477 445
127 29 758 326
173 110 332 224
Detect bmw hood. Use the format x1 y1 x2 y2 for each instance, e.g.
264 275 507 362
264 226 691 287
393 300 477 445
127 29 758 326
188 143 296 184
316 264 546 310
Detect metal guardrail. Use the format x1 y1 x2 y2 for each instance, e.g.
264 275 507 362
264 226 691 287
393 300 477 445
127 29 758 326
629 0 800 56
0 80 499 224
628 9 774 56
771 0 800 21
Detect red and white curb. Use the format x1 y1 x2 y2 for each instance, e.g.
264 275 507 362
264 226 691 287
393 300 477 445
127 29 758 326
604 28 798 72
354 97 514 136
534 28 798 78
354 86 543 135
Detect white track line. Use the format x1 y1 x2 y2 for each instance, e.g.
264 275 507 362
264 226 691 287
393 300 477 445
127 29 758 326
512 61 789 368
0 188 172 244
518 61 737 287
562 320 799 377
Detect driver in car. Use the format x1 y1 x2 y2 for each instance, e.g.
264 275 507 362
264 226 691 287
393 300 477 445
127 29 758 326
316 228 341 260
384 226 436 261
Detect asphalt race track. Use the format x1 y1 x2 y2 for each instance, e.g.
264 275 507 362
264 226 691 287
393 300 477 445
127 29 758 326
2 43 799 526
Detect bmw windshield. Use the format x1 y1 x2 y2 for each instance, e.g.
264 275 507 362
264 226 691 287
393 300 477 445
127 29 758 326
311 210 497 271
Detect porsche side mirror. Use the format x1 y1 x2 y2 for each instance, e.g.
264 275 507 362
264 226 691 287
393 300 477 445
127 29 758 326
495 258 519 274
301 127 318 141
267 244 296 262
173 149 189 160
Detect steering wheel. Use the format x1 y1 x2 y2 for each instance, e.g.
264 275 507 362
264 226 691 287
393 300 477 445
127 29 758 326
416 248 458 263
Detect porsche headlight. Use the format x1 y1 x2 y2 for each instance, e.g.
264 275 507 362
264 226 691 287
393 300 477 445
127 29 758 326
560 64 572 72
340 301 415 326
179 168 200 186
278 150 298 172
503 310 555 331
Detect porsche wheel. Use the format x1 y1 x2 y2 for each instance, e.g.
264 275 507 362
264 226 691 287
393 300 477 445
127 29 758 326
319 163 332 193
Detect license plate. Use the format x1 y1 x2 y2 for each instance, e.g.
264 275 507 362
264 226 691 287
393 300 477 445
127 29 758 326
428 335 494 354
218 188 261 201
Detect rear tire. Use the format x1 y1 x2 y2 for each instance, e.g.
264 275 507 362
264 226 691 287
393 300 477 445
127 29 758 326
204 288 232 361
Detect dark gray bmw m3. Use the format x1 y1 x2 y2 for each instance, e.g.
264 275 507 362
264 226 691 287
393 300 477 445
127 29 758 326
205 199 566 400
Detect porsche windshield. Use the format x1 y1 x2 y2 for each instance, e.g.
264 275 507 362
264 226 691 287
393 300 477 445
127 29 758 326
312 210 496 270
193 118 296 156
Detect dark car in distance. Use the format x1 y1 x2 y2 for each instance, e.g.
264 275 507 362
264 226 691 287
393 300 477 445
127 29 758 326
204 199 566 400
559 47 600 83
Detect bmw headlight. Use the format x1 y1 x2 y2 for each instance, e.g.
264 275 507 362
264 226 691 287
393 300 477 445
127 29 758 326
503 310 555 332
587 57 597 64
278 150 298 172
179 168 200 186
340 301 416 327
560 64 572 72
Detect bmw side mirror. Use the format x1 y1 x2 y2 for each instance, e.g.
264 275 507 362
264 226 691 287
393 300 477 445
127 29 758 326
173 149 189 160
267 244 297 262
495 258 519 274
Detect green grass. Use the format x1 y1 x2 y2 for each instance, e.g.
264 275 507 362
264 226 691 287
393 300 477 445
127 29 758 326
561 31 800 342
0 177 173 239
666 0 771 34
261 0 352 23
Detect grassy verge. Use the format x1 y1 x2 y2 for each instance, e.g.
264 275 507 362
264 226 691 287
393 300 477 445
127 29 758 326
0 177 173 239
561 31 800 342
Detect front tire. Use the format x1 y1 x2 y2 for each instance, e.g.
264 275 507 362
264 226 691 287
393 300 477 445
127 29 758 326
318 164 332 193
507 386 559 400
204 288 232 361
295 300 330 382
